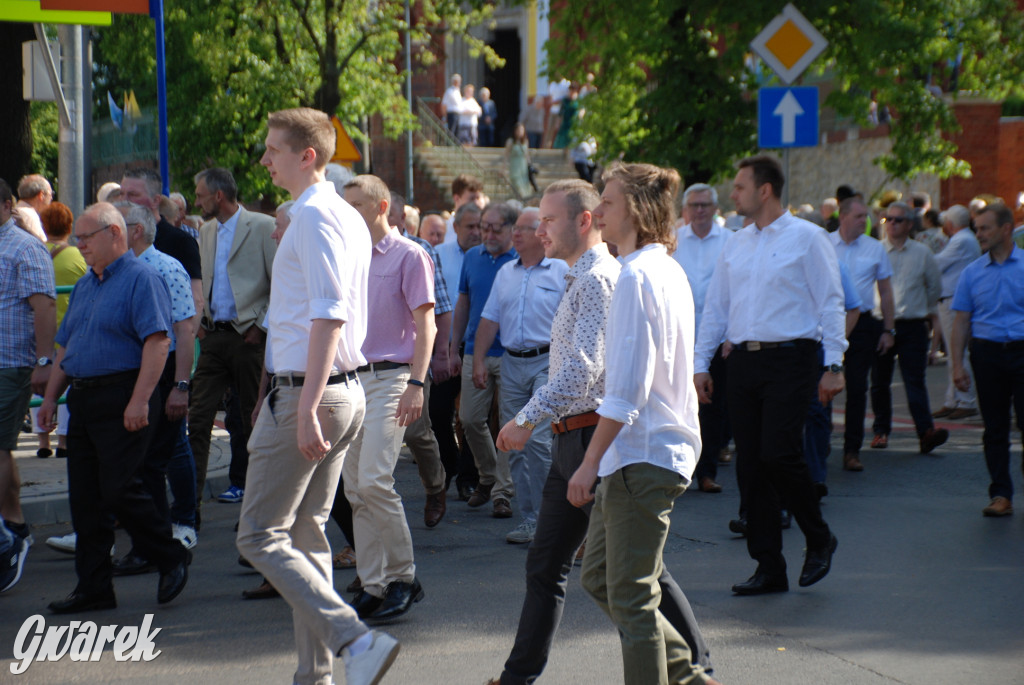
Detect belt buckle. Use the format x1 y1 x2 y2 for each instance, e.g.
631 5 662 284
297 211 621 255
748 341 761 352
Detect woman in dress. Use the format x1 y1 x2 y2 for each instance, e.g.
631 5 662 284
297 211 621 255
505 122 534 198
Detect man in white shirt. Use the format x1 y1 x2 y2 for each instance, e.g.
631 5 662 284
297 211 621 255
14 174 51 243
441 73 462 136
673 183 731 494
932 204 982 419
567 165 718 685
474 208 569 544
829 197 895 471
458 84 482 147
235 107 398 685
696 156 844 596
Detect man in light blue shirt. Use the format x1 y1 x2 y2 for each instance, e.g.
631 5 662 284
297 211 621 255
474 208 569 543
933 205 981 418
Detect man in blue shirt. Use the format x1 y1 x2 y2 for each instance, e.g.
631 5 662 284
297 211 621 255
38 203 190 613
452 203 518 518
951 203 1024 518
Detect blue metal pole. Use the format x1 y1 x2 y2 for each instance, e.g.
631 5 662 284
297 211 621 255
151 0 170 194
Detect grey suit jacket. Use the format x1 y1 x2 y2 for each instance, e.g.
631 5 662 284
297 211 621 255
199 207 277 333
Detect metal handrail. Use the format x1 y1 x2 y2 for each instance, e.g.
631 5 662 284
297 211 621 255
414 97 522 201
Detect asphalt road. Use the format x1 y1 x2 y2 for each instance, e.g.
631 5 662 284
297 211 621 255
1 364 1021 685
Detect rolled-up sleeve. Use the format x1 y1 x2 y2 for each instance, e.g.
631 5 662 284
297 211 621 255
597 268 654 426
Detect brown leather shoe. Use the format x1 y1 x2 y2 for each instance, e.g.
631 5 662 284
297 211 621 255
870 434 888 449
982 496 1013 517
718 448 733 464
466 482 493 508
842 452 864 472
932 406 955 418
492 497 513 519
574 541 586 566
698 477 723 493
424 491 446 528
919 427 949 454
946 408 978 420
242 579 280 600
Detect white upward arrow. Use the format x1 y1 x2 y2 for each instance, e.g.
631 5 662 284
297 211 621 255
773 90 804 144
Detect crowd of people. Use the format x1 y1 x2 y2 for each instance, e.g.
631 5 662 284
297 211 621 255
1 103 1022 684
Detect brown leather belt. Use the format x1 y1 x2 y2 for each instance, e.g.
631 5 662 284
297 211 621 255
551 411 600 435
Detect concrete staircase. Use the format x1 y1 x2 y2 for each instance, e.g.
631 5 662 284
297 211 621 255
415 143 580 204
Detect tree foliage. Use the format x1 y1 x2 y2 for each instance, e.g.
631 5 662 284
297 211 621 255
93 0 500 201
547 0 1024 184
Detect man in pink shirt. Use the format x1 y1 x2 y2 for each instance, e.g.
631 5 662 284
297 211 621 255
341 175 436 621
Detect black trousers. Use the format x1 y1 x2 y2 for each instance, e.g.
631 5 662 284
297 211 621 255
694 345 728 484
428 373 478 488
843 314 882 454
727 342 831 576
66 374 186 596
500 424 712 684
970 339 1024 501
870 319 934 437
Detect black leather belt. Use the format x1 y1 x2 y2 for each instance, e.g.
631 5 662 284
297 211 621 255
972 338 1024 352
356 361 409 373
70 370 138 389
506 345 550 358
735 339 815 352
271 371 358 388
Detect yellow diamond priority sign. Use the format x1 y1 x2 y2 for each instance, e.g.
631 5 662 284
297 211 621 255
750 3 828 84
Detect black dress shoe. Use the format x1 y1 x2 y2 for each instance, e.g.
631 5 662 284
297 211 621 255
456 483 477 502
368 578 424 620
49 589 117 614
238 555 254 569
799 533 838 587
242 578 280 600
112 552 157 576
728 518 748 536
731 570 789 595
157 550 191 604
350 590 383 618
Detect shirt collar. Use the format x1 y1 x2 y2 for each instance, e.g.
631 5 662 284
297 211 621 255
219 207 242 232
289 181 335 219
621 242 666 265
92 250 134 281
516 255 553 269
989 244 1022 265
678 223 722 241
0 218 13 235
373 228 400 254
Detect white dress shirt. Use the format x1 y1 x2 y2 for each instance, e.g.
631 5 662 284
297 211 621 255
480 256 569 351
934 228 981 298
829 232 892 313
597 244 700 482
696 212 847 372
672 222 731 338
435 239 468 307
265 181 370 374
210 207 241 321
441 86 462 114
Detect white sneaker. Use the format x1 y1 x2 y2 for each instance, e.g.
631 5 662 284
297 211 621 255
46 532 77 554
341 631 400 685
172 524 198 550
505 521 537 544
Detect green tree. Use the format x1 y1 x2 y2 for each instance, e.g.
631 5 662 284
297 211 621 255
547 0 1024 184
92 0 500 202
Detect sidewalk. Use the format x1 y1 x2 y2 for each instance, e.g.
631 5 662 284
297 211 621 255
13 416 235 526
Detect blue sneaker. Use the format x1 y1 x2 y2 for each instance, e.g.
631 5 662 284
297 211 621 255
1 537 28 593
217 485 245 503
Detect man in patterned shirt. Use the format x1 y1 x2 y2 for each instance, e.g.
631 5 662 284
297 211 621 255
486 179 712 685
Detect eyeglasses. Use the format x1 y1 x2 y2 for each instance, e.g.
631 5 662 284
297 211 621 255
481 222 510 234
74 224 112 244
686 202 715 210
512 224 538 232
883 216 909 224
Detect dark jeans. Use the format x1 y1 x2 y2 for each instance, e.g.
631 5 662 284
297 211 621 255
843 314 881 453
970 339 1024 501
224 385 249 488
428 373 477 489
527 132 542 149
804 344 832 484
479 125 495 147
66 375 187 596
330 476 356 548
446 112 459 137
871 319 934 437
694 346 727 484
167 419 197 527
727 342 831 576
500 424 711 684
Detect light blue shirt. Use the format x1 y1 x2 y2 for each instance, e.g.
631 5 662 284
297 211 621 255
951 246 1024 343
839 262 863 311
139 245 196 350
436 239 469 309
672 223 731 338
480 256 569 351
830 232 892 313
210 207 241 322
935 228 982 298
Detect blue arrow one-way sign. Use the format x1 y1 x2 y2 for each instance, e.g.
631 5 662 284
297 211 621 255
758 86 818 148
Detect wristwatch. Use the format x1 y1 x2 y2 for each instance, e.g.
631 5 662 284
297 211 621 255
175 380 190 392
515 411 536 430
36 356 52 367
824 363 843 374
885 328 896 336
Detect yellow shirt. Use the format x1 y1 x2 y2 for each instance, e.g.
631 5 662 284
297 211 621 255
46 241 87 329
